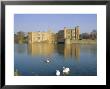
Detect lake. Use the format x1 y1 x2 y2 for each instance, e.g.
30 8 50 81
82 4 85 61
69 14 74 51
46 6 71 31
14 43 97 76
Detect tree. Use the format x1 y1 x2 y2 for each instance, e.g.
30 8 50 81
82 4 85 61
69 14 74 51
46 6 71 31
15 31 26 43
90 30 97 39
80 33 90 39
14 33 18 43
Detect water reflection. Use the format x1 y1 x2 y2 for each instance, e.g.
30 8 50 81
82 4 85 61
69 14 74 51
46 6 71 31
28 43 56 56
14 43 27 54
14 43 97 76
80 44 97 56
27 43 80 59
64 44 80 59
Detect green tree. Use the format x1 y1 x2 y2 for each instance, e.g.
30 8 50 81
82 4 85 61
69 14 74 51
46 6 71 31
16 31 25 44
90 30 97 40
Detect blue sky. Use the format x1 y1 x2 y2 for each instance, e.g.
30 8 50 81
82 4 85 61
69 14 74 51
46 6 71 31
14 14 97 33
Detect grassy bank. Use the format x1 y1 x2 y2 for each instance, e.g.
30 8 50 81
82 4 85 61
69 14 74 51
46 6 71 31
71 39 97 44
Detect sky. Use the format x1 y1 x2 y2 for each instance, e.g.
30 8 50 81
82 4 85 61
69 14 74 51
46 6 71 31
14 14 97 33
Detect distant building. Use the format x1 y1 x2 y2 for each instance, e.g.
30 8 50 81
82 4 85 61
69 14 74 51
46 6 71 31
57 26 80 43
28 30 57 43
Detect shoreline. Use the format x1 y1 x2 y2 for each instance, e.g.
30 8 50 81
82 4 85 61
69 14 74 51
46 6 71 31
71 39 97 44
15 39 97 45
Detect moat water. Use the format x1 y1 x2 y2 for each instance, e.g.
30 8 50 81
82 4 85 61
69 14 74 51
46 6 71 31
14 43 97 76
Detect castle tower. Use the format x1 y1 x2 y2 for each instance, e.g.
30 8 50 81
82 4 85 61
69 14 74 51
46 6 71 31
75 26 80 40
48 28 52 33
28 32 32 44
64 27 67 39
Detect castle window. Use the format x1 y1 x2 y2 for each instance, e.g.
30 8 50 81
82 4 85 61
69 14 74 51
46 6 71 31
37 37 40 40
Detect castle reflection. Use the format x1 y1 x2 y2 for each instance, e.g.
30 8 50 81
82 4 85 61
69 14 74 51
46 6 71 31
28 43 56 56
28 43 80 59
57 44 80 59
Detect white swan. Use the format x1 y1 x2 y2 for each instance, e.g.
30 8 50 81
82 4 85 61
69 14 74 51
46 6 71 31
63 67 70 74
56 70 60 76
46 59 50 63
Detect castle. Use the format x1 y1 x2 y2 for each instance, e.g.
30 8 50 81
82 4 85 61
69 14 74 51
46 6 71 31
28 26 80 44
28 30 57 43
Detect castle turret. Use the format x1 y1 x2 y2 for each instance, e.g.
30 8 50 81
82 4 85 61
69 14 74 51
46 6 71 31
75 26 80 40
64 27 67 39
